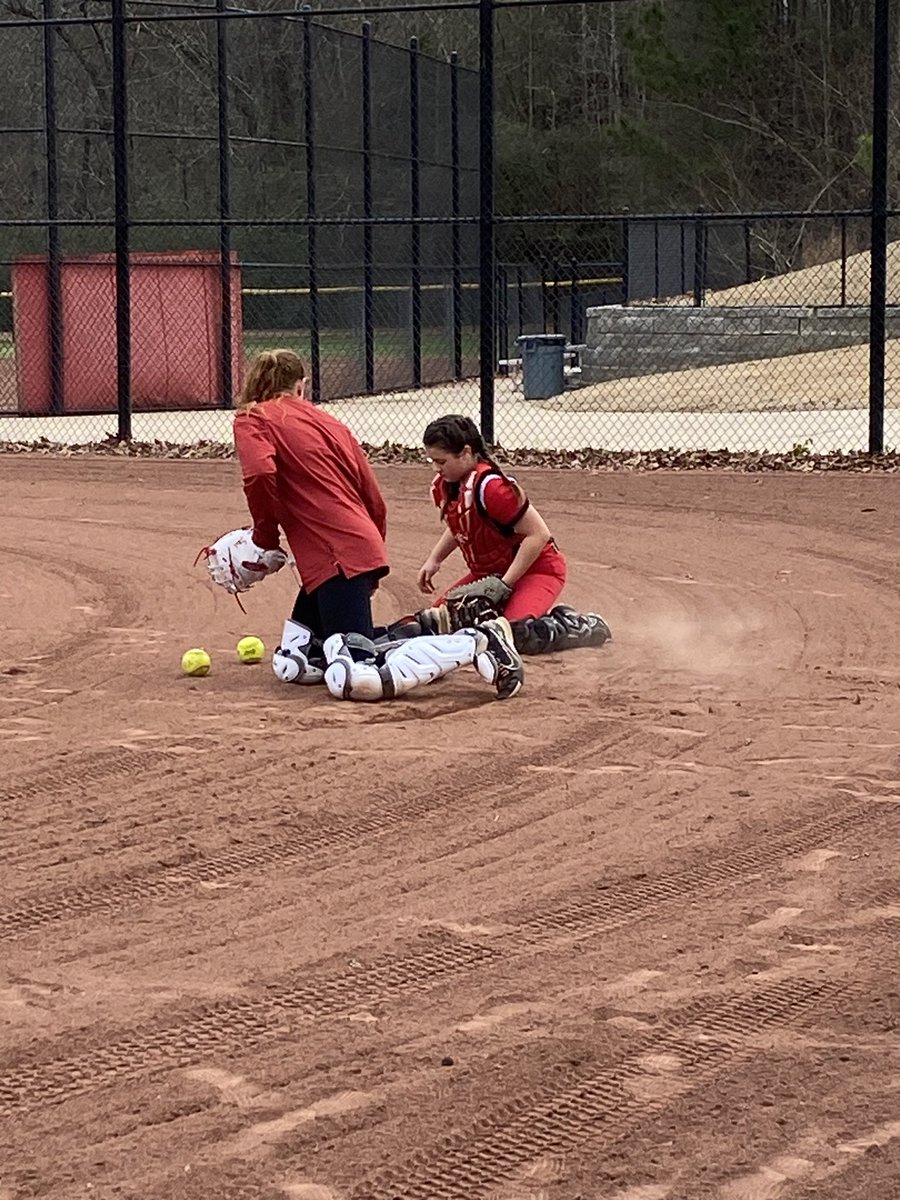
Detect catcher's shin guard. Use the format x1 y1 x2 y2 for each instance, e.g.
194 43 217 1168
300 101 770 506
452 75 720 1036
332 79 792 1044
324 629 486 702
510 605 612 656
471 616 525 700
272 619 326 685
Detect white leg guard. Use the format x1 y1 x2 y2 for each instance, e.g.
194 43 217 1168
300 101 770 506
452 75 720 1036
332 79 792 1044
323 630 487 702
383 630 486 695
272 619 325 685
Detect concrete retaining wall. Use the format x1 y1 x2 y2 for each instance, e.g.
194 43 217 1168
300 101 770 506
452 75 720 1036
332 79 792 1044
582 304 900 382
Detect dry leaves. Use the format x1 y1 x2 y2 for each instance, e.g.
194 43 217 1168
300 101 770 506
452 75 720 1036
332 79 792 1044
3 435 900 473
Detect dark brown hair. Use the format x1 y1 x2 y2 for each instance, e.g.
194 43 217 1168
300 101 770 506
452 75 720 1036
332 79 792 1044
423 414 526 516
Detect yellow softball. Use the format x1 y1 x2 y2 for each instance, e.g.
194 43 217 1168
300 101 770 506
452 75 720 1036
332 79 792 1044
236 635 265 664
181 648 211 677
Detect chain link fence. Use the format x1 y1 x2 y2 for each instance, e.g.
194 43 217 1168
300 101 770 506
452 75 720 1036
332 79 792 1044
0 0 896 457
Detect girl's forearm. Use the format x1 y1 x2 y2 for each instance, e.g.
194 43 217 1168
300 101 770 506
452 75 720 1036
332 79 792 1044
501 533 549 587
430 526 458 564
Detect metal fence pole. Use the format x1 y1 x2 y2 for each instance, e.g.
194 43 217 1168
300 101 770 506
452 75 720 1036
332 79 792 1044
302 7 320 404
478 0 495 446
692 208 707 308
216 0 233 410
42 0 63 416
111 0 131 440
516 264 525 340
868 0 891 454
409 36 422 389
361 22 375 394
551 260 560 333
449 50 463 381
569 257 580 343
497 262 508 367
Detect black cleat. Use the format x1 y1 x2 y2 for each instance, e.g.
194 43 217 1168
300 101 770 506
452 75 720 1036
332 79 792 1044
478 616 525 699
551 605 612 648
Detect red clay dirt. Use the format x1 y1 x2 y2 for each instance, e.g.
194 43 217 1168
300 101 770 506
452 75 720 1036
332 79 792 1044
2 458 900 1200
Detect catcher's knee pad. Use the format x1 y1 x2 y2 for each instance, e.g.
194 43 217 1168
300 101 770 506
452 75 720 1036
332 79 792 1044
273 619 325 685
324 657 391 701
323 632 379 665
324 633 392 700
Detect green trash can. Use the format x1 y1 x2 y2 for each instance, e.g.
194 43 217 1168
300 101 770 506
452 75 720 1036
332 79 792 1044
516 333 567 399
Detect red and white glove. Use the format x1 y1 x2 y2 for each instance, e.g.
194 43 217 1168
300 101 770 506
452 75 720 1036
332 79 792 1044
196 527 288 595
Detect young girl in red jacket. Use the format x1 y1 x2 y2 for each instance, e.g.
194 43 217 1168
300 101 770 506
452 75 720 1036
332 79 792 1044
234 349 389 638
416 414 611 654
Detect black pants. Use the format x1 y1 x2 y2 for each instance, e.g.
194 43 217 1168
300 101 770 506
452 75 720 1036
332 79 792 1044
290 570 381 641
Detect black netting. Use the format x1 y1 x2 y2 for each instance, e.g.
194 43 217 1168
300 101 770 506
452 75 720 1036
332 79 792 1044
0 0 895 455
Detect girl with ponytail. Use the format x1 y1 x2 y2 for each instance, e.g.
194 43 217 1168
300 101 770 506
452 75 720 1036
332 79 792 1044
233 349 389 642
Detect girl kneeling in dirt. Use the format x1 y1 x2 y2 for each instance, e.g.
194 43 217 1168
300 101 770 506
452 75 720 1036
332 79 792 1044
413 414 612 655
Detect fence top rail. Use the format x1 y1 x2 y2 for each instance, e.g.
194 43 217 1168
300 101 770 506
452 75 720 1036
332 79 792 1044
0 209 890 232
497 209 878 224
0 0 636 30
0 2 475 31
0 6 480 74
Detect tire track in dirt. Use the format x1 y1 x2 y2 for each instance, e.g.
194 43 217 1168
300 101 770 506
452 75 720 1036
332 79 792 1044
508 799 890 943
0 716 639 940
347 977 852 1200
0 747 179 811
0 798 888 1118
0 705 613 854
0 743 316 859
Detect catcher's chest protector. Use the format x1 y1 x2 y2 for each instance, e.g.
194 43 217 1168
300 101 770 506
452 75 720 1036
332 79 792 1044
433 466 525 576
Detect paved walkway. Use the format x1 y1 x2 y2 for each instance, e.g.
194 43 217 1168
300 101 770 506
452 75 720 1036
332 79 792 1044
1 377 895 454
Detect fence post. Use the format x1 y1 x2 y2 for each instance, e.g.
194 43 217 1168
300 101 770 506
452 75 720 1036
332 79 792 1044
516 264 525 341
42 0 63 416
478 0 495 446
409 36 422 389
449 50 463 381
621 208 630 301
868 0 891 454
215 0 233 410
496 263 508 369
692 207 707 308
361 22 375 394
111 0 131 441
302 7 321 404
569 256 580 344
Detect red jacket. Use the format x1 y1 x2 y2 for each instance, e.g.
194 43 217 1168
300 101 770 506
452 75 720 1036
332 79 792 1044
234 396 389 593
433 463 561 578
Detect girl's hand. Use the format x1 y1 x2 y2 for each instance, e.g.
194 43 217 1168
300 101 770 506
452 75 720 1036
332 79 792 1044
417 559 440 594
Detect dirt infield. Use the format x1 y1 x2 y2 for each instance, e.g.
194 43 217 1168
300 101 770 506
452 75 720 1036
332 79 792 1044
3 458 900 1199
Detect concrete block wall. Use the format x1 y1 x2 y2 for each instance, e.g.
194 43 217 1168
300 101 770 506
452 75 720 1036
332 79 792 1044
581 305 900 382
